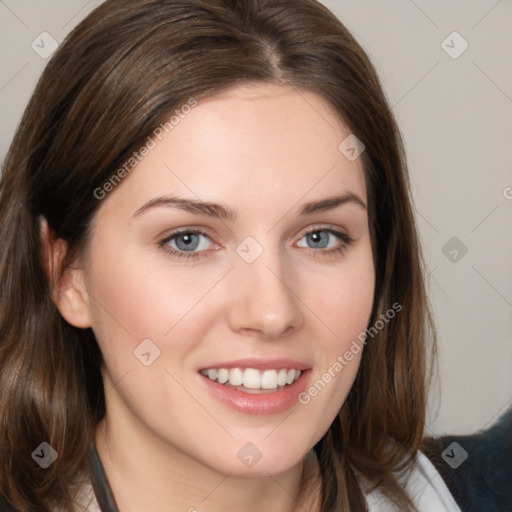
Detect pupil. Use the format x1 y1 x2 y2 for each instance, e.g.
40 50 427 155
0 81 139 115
176 233 199 251
308 231 328 248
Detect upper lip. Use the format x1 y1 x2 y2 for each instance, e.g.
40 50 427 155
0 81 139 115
199 358 310 372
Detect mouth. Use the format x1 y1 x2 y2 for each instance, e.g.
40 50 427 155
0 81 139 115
198 360 311 415
199 367 302 394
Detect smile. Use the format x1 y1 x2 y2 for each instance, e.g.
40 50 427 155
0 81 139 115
200 367 302 393
198 359 311 414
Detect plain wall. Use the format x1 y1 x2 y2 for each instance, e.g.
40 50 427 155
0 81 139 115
0 0 511 436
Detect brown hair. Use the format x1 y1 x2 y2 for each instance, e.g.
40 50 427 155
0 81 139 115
0 0 435 510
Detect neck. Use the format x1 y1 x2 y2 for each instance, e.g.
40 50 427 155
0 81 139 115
94 408 321 512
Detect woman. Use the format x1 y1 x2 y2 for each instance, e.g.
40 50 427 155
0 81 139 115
0 0 460 510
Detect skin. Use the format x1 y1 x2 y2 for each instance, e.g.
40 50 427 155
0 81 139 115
52 82 375 512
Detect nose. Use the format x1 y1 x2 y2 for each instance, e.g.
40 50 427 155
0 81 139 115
226 248 303 340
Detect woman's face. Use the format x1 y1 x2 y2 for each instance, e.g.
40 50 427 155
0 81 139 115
71 82 375 476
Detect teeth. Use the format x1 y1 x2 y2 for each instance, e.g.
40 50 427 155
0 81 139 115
261 369 277 389
229 368 243 386
217 368 229 384
201 367 302 390
277 369 288 386
243 368 260 389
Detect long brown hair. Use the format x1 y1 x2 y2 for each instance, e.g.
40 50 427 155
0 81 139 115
0 0 435 510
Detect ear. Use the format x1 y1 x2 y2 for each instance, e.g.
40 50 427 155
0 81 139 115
40 216 92 329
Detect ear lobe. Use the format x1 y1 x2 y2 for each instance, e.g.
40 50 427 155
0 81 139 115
53 267 92 329
39 216 92 329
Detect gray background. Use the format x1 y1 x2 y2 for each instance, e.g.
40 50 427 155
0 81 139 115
0 0 511 437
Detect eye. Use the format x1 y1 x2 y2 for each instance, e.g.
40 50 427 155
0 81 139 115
159 229 216 259
296 227 353 256
159 226 353 261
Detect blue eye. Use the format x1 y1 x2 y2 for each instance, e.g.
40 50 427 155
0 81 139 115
173 232 201 251
159 227 353 261
160 230 213 259
303 230 330 249
296 228 353 255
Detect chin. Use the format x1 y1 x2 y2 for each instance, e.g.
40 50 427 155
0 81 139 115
202 437 312 477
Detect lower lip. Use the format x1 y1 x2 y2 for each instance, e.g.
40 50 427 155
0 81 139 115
199 370 311 415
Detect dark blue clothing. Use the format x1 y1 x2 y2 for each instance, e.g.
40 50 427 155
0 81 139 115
422 407 512 512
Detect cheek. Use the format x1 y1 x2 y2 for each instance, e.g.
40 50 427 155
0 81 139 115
86 246 202 333
83 242 230 374
309 246 375 350
299 243 374 411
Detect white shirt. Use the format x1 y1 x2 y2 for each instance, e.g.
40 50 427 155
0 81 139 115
365 452 462 511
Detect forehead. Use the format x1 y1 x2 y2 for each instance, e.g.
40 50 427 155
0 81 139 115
97 82 367 220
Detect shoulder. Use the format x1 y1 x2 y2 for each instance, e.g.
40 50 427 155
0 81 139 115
421 408 512 512
364 451 462 512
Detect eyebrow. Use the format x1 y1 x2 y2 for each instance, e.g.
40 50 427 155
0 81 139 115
131 192 366 220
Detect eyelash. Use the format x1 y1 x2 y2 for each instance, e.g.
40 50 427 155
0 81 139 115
159 227 354 261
